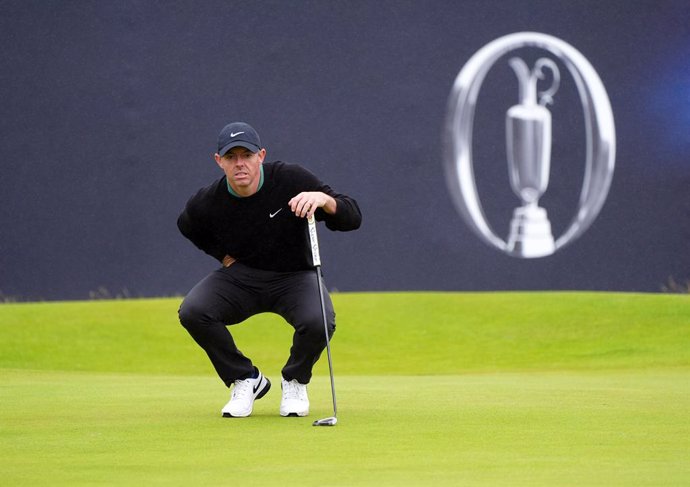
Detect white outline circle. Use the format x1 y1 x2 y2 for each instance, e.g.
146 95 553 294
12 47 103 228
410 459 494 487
444 32 616 256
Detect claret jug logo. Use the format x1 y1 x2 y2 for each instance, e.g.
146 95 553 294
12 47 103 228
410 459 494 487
444 32 616 258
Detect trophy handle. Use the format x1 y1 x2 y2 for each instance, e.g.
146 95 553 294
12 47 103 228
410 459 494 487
508 57 560 107
534 58 560 106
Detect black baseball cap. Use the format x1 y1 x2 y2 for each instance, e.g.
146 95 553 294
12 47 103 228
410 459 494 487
217 122 262 156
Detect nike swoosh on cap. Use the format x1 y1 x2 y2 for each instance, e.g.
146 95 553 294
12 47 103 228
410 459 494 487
230 131 244 137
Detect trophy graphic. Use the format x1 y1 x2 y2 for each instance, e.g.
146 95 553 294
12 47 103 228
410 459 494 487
444 32 616 258
505 57 560 257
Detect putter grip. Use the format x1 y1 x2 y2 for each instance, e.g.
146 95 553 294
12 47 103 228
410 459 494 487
307 215 321 267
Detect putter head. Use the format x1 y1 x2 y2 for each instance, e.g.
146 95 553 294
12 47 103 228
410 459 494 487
312 416 337 426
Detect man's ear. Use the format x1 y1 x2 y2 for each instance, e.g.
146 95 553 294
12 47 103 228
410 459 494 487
257 148 266 163
214 153 222 168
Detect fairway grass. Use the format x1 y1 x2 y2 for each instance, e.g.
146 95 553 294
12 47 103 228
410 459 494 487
1 293 689 485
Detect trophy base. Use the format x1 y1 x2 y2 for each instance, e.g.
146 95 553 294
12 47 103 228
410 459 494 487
507 205 555 258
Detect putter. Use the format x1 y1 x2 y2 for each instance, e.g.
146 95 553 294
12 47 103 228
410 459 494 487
307 215 338 427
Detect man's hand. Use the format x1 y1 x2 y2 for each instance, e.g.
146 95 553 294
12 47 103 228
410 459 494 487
288 191 336 218
222 255 236 267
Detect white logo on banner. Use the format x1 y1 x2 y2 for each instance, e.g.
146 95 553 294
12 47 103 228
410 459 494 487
444 32 616 258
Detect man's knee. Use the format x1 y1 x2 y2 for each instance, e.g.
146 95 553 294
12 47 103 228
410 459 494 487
178 298 209 330
296 310 336 340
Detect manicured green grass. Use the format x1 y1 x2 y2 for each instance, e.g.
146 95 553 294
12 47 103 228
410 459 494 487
1 293 689 485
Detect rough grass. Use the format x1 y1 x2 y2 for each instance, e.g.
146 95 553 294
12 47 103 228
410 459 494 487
1 292 688 486
2 292 687 375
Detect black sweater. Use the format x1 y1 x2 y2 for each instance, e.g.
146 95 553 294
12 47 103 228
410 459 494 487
177 161 361 272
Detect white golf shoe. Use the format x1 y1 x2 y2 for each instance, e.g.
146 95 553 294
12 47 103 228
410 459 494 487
280 377 310 417
221 370 271 418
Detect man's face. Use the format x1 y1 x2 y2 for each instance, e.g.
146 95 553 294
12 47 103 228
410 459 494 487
215 146 266 196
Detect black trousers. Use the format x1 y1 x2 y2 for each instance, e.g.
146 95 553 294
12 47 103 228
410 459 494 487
178 262 335 387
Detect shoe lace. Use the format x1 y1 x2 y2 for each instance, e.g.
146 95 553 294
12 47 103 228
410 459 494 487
283 380 307 401
231 378 253 401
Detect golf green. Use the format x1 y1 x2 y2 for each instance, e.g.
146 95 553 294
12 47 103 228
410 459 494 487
1 293 688 485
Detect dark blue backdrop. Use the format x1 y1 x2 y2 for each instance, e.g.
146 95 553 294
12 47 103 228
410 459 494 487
1 0 688 300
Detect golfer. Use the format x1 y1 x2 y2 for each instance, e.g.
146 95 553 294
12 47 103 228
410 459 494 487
177 122 361 418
